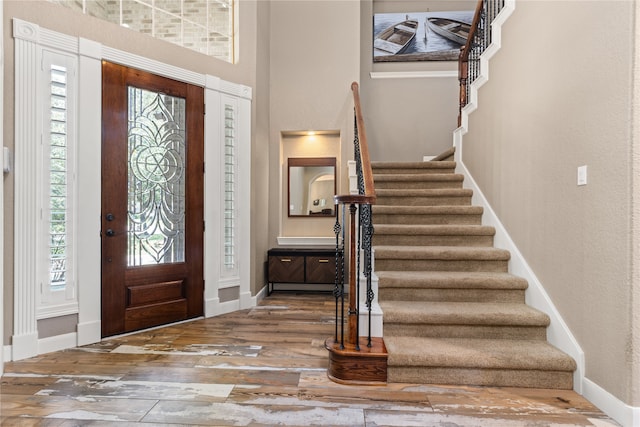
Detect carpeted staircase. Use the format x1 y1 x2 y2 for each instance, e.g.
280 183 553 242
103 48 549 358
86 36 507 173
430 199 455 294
371 156 577 389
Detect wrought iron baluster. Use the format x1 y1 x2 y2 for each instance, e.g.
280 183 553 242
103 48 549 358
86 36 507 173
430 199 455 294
458 0 507 123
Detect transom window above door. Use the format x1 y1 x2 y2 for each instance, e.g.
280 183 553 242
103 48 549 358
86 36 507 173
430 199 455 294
49 0 234 62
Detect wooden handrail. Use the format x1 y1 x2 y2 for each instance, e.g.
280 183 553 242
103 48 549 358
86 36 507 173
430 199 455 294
350 82 376 201
459 0 484 67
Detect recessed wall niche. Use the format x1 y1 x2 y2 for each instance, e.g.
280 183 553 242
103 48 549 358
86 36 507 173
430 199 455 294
280 131 341 241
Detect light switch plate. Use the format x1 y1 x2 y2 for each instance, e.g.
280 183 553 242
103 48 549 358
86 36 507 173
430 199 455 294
3 147 10 173
577 165 587 186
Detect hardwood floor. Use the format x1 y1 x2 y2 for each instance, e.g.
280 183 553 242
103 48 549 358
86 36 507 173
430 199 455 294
1 293 620 426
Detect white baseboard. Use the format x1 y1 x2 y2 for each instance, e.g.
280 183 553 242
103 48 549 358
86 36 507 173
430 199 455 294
77 320 101 346
582 378 640 427
454 153 586 392
11 332 38 361
206 297 239 317
239 290 256 310
38 332 77 356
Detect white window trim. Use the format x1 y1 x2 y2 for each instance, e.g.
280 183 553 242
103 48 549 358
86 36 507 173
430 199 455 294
12 18 252 361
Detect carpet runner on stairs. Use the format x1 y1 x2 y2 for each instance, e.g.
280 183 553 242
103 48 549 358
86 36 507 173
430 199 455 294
372 159 576 389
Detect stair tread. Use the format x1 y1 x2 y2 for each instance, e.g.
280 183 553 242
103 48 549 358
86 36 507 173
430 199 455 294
380 301 550 326
375 224 495 236
372 205 483 214
376 188 473 196
377 271 527 289
375 245 511 261
384 336 576 371
431 147 456 161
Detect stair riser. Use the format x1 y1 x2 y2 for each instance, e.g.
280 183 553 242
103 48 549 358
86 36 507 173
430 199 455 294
375 181 463 190
383 323 547 340
373 214 483 225
373 168 455 175
375 196 472 206
378 288 525 303
375 259 509 273
373 235 494 247
387 367 574 390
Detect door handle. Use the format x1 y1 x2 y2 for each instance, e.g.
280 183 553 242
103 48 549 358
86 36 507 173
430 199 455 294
105 228 115 237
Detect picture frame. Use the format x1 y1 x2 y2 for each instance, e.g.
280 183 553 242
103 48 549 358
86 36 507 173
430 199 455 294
373 11 474 63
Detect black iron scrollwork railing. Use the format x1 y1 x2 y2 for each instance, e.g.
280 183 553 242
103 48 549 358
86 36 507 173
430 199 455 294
458 0 506 126
332 82 376 351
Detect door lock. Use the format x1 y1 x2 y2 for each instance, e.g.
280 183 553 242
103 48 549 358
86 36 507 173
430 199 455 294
105 228 115 237
105 213 115 221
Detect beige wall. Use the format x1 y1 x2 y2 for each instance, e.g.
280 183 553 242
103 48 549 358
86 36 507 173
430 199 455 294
462 1 637 406
267 1 360 250
251 0 271 297
360 0 476 161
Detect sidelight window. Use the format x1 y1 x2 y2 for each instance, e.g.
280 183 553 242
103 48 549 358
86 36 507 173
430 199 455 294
38 50 78 317
223 102 237 271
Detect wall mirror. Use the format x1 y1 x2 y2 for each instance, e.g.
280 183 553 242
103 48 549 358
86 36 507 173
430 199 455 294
288 157 336 217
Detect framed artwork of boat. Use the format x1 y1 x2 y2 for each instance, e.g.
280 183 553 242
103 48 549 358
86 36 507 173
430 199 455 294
373 11 474 62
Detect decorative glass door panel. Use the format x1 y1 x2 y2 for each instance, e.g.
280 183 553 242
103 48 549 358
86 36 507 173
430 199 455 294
101 62 204 337
127 87 186 266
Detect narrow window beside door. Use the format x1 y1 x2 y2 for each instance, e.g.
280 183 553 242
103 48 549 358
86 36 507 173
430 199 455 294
223 102 236 272
38 51 78 318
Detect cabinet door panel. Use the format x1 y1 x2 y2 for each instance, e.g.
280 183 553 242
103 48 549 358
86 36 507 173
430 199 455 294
306 256 336 284
269 256 304 283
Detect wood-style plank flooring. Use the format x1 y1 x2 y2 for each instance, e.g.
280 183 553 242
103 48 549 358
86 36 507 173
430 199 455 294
1 293 621 426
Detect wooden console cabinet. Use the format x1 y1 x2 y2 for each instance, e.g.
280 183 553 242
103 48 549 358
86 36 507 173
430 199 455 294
267 248 340 294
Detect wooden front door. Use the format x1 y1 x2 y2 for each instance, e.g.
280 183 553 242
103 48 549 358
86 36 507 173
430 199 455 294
101 62 204 337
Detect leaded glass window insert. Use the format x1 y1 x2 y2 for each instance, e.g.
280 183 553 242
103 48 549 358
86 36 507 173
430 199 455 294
127 87 187 266
48 64 71 291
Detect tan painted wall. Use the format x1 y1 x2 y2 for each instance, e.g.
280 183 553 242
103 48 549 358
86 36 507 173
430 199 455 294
267 1 360 248
251 0 272 299
462 1 637 406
